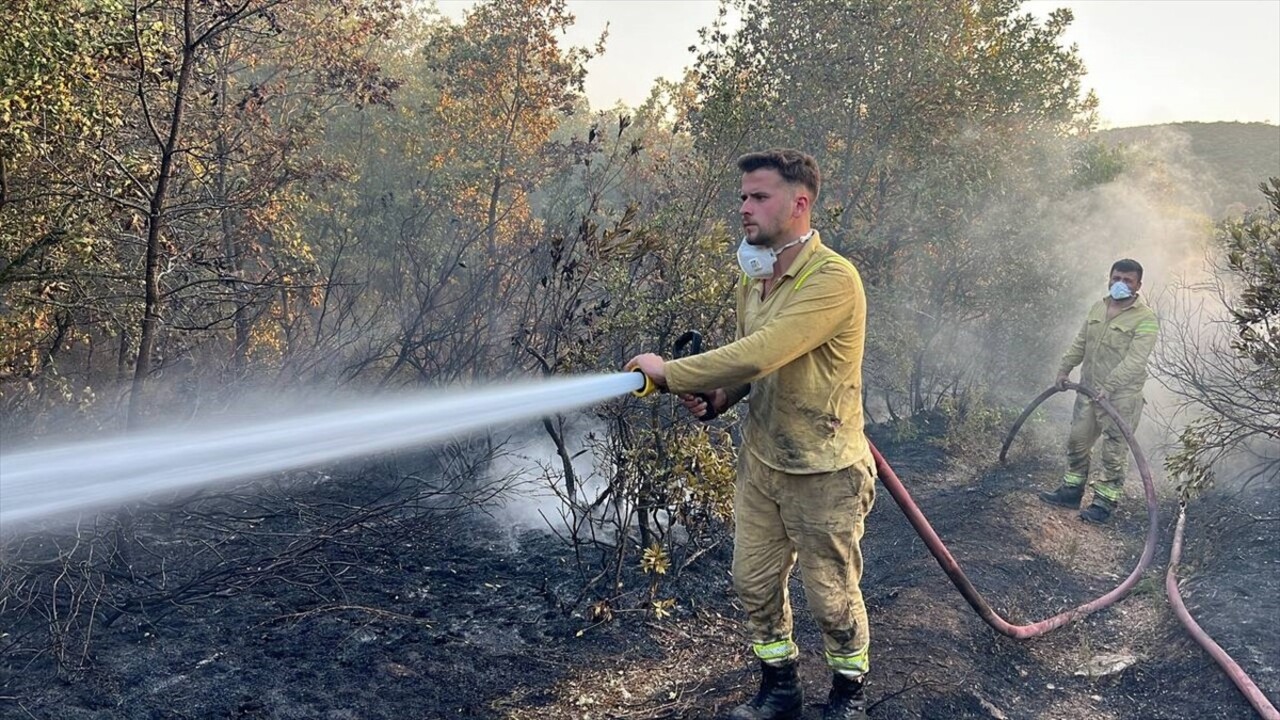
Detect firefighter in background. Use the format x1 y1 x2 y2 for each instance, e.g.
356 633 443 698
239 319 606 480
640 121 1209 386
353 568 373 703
627 148 875 720
1041 258 1160 524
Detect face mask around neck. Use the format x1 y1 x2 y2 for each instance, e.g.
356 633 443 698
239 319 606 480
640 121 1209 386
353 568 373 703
736 230 814 279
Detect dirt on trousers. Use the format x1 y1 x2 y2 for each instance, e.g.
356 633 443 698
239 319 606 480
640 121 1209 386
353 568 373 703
1 429 1275 720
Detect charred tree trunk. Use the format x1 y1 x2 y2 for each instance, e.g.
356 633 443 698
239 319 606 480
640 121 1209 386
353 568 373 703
541 415 578 498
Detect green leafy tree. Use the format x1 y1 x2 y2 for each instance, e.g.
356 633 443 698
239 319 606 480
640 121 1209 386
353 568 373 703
0 0 136 429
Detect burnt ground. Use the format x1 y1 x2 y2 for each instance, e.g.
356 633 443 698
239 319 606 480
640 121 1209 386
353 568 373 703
1 425 1276 720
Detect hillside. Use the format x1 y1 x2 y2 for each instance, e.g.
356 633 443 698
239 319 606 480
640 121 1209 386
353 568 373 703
1100 121 1280 214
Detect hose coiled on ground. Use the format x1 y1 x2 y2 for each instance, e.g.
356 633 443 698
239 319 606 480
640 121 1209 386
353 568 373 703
868 381 1158 639
869 380 1275 717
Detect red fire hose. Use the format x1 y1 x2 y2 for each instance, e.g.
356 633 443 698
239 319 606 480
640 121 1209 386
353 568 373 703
868 381 1159 639
868 379 1277 717
1167 503 1280 720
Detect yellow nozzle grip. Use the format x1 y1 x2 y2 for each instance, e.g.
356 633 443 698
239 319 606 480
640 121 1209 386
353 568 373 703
631 369 659 398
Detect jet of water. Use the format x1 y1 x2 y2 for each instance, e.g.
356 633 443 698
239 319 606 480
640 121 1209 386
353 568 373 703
0 372 645 529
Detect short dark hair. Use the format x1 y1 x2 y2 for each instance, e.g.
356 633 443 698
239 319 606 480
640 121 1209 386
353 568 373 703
1110 258 1144 279
737 148 821 200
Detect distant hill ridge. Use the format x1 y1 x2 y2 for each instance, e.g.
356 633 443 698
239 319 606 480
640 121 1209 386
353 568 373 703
1099 121 1280 213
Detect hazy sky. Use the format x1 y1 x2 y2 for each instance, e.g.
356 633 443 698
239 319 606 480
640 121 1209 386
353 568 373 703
436 0 1280 128
1027 0 1280 128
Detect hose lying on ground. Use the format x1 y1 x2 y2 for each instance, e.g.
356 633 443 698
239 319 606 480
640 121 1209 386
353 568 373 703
879 379 1276 717
869 381 1158 639
1167 503 1280 720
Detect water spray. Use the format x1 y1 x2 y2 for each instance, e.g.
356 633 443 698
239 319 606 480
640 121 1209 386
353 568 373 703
0 372 645 529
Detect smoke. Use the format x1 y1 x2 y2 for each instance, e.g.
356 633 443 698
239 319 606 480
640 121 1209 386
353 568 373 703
1055 132 1215 290
485 413 609 534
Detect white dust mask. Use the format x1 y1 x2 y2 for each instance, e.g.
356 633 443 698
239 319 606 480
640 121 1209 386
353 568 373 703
1109 280 1134 300
736 230 814 279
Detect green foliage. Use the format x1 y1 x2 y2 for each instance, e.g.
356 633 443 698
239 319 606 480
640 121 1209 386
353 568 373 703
1071 138 1128 189
0 0 128 147
1166 423 1216 500
937 391 1012 458
1 0 407 432
0 0 137 430
1224 179 1280 365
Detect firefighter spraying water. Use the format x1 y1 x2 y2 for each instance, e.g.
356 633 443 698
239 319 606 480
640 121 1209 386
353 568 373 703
627 149 876 720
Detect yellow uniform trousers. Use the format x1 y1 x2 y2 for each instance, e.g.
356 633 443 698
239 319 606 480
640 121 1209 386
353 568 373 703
1063 392 1144 508
733 448 877 676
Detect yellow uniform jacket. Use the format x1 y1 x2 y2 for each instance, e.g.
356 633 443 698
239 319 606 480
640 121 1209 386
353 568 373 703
1058 296 1159 398
665 232 871 474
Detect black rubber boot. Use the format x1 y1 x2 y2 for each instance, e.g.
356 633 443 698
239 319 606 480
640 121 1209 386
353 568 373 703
728 660 803 720
1080 503 1112 524
1039 484 1084 508
824 673 869 720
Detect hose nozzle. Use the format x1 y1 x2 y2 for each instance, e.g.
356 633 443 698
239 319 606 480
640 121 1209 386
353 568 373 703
631 369 659 398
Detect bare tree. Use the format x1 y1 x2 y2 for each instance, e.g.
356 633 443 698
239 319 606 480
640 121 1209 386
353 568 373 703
1156 180 1280 496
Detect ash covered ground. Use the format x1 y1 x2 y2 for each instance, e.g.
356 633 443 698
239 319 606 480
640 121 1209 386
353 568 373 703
2 428 1275 720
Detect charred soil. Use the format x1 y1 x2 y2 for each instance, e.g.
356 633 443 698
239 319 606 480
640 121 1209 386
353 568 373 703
2 428 1275 720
